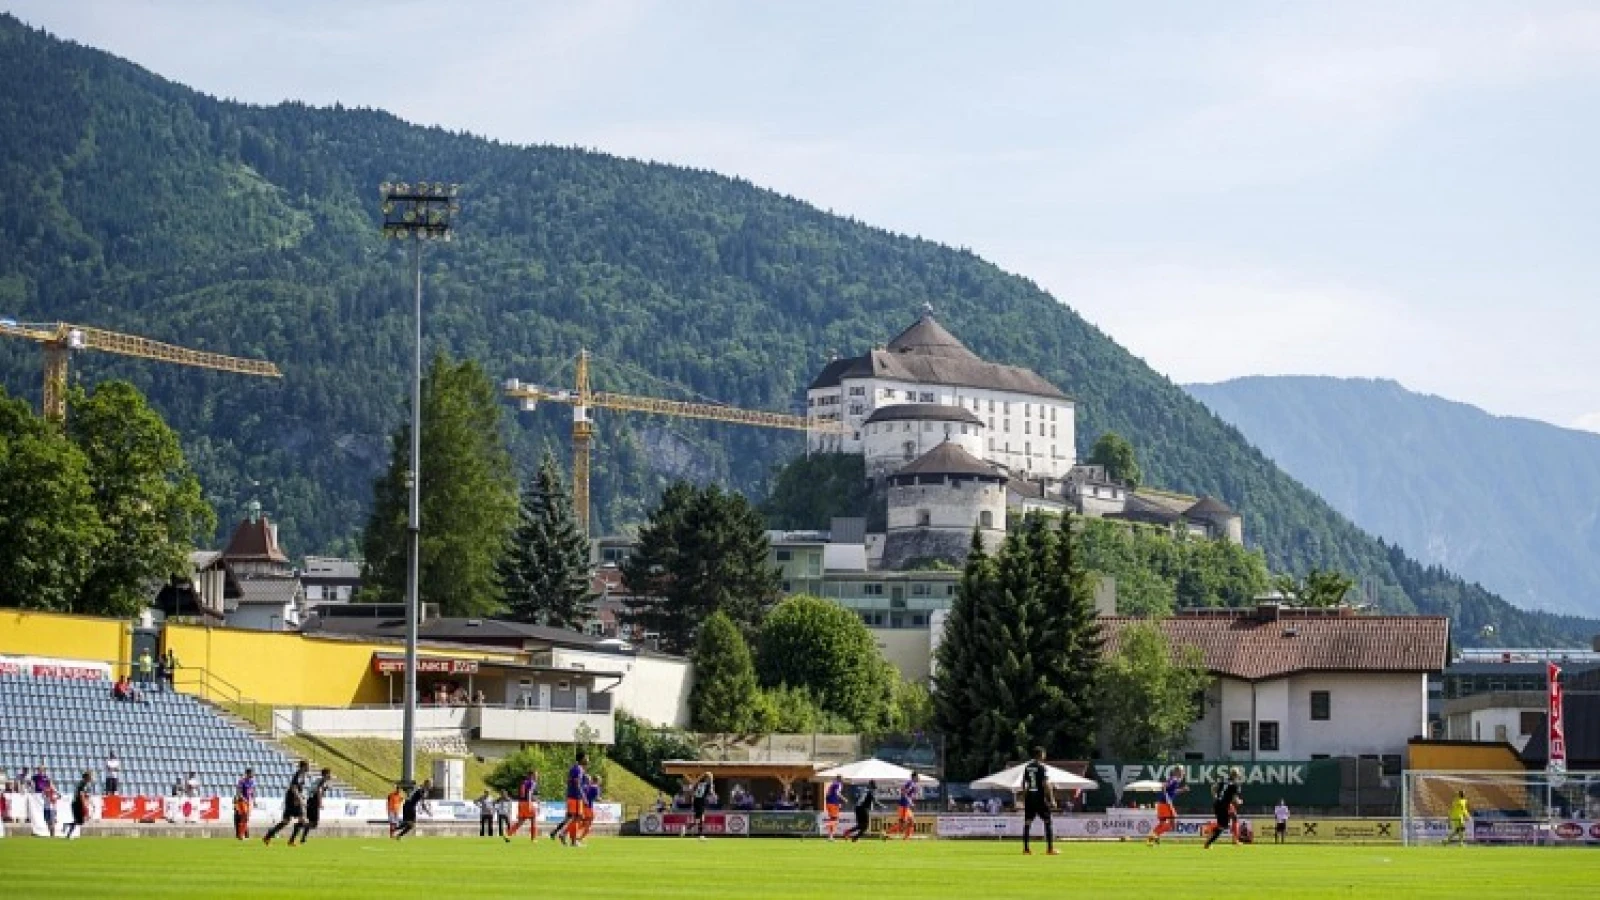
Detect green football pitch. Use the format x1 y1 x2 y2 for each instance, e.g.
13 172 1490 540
0 836 1592 899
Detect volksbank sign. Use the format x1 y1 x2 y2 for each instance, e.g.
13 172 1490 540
1090 761 1341 809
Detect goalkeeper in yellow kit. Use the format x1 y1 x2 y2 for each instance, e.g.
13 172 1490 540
1446 791 1470 844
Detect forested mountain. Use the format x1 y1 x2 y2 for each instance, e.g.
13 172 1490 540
1 15 1593 645
1188 376 1600 620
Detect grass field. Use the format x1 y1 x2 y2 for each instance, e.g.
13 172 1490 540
0 836 1592 899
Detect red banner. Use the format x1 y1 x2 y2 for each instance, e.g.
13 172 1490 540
1549 663 1567 773
100 795 221 822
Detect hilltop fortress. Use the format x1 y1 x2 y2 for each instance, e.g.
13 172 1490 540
803 309 1241 571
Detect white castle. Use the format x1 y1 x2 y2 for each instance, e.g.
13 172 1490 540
803 309 1241 571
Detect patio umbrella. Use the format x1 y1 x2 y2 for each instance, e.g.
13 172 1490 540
1123 780 1169 793
816 758 939 786
970 762 1097 791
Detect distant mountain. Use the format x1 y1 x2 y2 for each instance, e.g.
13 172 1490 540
2 14 1596 644
1188 376 1600 621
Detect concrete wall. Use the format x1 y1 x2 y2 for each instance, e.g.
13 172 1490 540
0 610 130 669
869 628 934 683
863 418 986 479
1191 673 1428 761
548 647 693 728
887 479 1004 532
275 705 615 745
224 604 297 632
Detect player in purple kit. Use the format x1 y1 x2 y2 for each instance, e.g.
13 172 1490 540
824 775 845 841
551 750 587 846
504 769 539 840
34 766 58 837
234 767 257 840
1146 769 1187 845
884 773 919 841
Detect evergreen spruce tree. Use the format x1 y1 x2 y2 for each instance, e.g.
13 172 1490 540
933 515 1103 779
622 482 780 654
498 450 595 628
361 354 519 616
688 610 760 732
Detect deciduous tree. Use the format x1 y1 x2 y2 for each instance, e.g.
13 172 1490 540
0 389 104 611
1097 621 1211 759
755 594 896 731
67 382 214 617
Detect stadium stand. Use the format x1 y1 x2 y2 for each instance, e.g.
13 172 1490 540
0 670 327 799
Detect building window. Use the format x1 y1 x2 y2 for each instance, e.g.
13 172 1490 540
988 399 994 412
911 614 926 626
1024 403 1031 417
904 441 916 460
1230 721 1251 752
917 509 931 527
919 391 935 403
781 580 792 593
979 510 994 528
960 424 968 435
1050 407 1057 421
1024 422 1031 434
1519 711 1542 736
1258 721 1280 752
1025 442 1031 456
988 438 996 451
1051 425 1057 438
1310 691 1331 721
863 583 884 596
1003 419 1010 432
912 584 930 596
884 389 896 399
1004 402 1011 413
1381 754 1402 776
849 386 865 396
946 585 956 595
776 549 792 562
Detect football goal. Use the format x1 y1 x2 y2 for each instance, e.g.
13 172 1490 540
1402 770 1600 846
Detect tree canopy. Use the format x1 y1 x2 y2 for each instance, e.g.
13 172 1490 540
755 594 897 732
1097 622 1212 759
1088 431 1142 488
0 388 103 611
621 482 780 654
688 610 761 733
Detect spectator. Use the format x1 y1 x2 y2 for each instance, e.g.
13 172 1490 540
164 649 180 689
104 751 121 796
172 774 186 797
17 767 33 794
495 792 513 837
185 771 201 798
476 791 496 837
654 792 669 814
137 650 154 687
36 767 58 837
472 690 486 707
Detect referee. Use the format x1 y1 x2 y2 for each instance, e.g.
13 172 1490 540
1021 747 1058 856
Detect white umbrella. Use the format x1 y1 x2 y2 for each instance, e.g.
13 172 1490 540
970 762 1097 791
1123 780 1169 793
816 758 939 786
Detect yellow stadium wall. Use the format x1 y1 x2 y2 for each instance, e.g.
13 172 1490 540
1408 740 1526 772
163 624 519 708
0 609 130 668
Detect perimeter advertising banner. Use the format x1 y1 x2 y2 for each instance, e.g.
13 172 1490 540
637 812 751 836
1088 760 1342 810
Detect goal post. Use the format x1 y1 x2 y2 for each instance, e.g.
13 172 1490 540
1402 770 1600 846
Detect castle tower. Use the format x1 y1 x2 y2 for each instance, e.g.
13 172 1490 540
880 441 1007 571
861 403 986 481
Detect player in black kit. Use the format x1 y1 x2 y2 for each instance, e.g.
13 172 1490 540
295 767 331 844
1021 747 1058 856
262 760 310 846
1203 769 1243 849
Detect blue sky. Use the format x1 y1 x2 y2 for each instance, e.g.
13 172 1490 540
10 0 1599 432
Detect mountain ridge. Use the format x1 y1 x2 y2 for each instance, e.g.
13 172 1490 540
1188 375 1600 620
2 13 1595 645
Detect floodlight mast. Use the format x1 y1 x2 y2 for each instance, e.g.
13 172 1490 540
378 180 459 790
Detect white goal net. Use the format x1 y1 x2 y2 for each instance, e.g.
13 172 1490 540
1402 770 1600 846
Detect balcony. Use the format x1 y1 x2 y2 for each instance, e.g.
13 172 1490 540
272 702 614 745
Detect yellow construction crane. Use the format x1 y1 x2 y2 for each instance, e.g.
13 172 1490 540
504 349 847 535
0 320 283 421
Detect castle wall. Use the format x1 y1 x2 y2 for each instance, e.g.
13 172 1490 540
863 420 985 480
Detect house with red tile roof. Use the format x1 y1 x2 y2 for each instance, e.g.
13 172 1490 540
1102 603 1450 766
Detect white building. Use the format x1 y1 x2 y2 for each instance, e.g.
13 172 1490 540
1102 605 1450 768
807 310 1077 480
